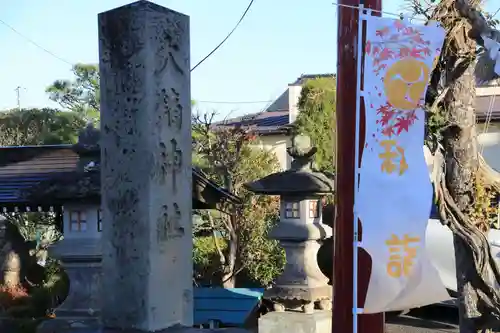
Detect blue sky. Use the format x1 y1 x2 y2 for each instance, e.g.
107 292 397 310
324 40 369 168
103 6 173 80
0 0 497 118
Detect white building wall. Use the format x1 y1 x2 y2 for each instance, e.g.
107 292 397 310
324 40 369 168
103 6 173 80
288 85 303 124
251 135 293 171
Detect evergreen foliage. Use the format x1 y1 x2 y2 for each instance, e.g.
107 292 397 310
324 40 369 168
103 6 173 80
295 76 337 173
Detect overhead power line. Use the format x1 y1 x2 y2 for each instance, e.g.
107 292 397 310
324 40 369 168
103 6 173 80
493 6 500 18
197 99 272 104
0 18 72 65
190 0 256 72
1 0 256 73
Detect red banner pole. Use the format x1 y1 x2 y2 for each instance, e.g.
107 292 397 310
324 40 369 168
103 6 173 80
333 0 384 333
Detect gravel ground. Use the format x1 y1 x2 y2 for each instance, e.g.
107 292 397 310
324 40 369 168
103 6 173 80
386 305 459 333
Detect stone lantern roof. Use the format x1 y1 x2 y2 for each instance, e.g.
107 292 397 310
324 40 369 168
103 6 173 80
244 134 334 195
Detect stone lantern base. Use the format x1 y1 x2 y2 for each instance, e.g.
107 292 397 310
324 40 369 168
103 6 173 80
264 285 332 313
37 238 101 333
265 239 333 313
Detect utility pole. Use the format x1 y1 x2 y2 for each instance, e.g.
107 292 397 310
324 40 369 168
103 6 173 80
332 0 384 333
14 86 23 111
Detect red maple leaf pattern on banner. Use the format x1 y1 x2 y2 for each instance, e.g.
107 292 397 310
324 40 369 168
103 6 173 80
366 23 433 76
376 103 418 138
364 19 440 144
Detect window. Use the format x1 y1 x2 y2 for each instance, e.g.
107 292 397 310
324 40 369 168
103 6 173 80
70 211 87 232
309 200 320 218
97 209 102 232
284 201 300 219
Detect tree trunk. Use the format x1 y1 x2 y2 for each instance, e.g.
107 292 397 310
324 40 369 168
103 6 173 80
220 173 238 289
222 253 237 288
426 1 500 331
443 56 480 333
428 2 493 330
0 222 24 288
2 247 21 287
222 214 238 289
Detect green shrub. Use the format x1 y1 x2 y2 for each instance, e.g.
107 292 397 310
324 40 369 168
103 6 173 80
193 236 227 286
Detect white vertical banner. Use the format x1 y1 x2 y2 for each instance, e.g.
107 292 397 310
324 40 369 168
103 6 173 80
356 14 450 313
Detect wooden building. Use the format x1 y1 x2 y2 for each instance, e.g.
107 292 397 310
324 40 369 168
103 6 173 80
0 125 239 236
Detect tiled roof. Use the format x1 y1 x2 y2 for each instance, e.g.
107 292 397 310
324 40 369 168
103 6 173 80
0 146 78 208
0 174 59 206
215 111 291 135
0 145 239 208
0 145 77 176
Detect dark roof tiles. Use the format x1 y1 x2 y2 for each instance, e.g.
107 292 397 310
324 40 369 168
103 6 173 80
0 145 239 207
215 111 290 134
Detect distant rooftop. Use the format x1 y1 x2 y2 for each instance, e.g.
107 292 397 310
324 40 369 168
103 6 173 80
219 74 500 134
289 73 497 88
214 110 291 135
219 95 499 134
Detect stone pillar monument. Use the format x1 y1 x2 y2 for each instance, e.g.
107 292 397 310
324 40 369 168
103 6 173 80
99 1 192 331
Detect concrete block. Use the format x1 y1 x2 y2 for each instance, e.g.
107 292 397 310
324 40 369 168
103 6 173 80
258 311 331 333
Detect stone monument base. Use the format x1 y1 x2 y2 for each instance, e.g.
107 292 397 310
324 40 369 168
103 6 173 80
258 311 331 333
101 329 250 333
36 316 100 333
37 322 251 333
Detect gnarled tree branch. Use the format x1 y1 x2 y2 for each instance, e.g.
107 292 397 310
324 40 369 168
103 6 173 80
423 0 500 330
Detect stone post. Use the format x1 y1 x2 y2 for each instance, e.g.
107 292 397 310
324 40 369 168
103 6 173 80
99 1 192 331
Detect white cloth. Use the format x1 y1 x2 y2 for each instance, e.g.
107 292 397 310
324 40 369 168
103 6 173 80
357 14 450 313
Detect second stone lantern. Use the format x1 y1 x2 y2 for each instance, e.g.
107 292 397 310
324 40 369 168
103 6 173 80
244 134 334 313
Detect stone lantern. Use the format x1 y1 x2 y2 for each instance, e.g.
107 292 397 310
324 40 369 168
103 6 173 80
244 134 334 314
